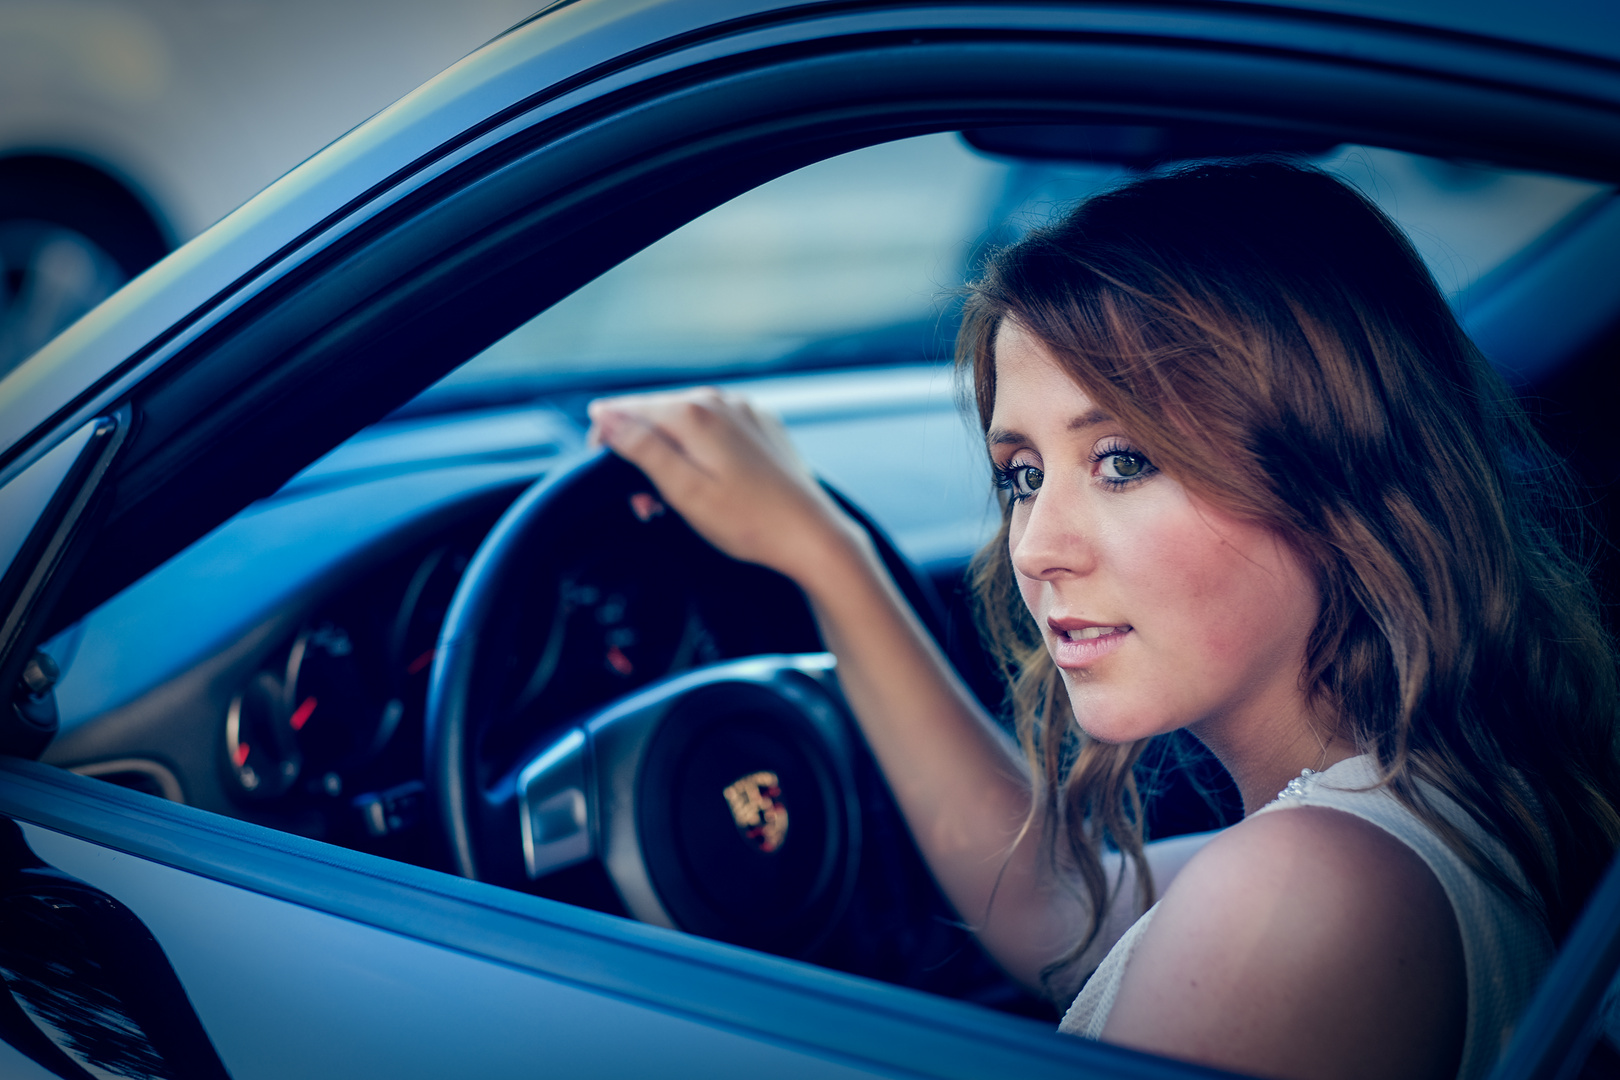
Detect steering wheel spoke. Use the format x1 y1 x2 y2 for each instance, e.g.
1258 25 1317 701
517 653 859 949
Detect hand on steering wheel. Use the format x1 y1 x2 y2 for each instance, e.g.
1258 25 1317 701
424 433 954 958
589 388 868 588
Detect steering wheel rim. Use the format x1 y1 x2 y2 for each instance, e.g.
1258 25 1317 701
425 446 950 953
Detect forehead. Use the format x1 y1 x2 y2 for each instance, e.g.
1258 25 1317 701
988 324 1106 431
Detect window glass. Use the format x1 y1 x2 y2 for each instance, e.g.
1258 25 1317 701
444 135 1023 387
437 132 1608 394
1320 145 1602 298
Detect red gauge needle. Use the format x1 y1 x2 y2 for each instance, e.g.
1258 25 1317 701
407 648 435 676
234 742 251 767
290 696 318 731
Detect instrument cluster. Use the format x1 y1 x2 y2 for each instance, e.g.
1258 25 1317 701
220 483 827 868
222 537 473 863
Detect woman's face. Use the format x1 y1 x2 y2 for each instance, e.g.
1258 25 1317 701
989 323 1321 748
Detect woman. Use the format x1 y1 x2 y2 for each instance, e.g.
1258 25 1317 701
587 159 1620 1080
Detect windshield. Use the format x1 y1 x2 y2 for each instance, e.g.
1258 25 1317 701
428 132 1607 400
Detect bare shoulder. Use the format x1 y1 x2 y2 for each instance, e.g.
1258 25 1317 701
1102 806 1466 1080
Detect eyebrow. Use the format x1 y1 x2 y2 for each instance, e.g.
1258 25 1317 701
986 408 1113 447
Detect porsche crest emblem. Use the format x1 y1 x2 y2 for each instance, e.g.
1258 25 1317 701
722 770 789 854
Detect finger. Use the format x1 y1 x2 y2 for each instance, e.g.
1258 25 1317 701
590 386 724 419
742 397 791 443
632 394 759 474
589 389 720 443
592 407 715 504
591 388 788 485
587 394 691 449
587 395 655 443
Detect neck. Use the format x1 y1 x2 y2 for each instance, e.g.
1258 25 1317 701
1192 707 1359 816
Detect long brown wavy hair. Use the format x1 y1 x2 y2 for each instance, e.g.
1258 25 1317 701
958 159 1620 995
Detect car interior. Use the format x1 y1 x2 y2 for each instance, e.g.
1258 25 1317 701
21 108 1620 1040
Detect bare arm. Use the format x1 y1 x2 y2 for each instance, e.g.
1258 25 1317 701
589 389 1105 992
1105 808 1466 1079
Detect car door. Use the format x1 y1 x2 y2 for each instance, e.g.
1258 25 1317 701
2 754 1146 1080
2 2 1620 1077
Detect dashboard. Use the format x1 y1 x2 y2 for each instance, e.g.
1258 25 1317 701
38 365 996 869
220 528 480 862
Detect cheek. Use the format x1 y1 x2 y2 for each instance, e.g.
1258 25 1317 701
1108 505 1315 658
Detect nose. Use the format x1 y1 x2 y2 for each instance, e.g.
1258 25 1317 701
1009 478 1096 581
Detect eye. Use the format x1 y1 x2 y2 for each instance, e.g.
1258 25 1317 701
993 461 1044 502
1095 445 1155 486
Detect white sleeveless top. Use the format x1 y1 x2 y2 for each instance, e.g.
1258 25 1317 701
1057 755 1553 1080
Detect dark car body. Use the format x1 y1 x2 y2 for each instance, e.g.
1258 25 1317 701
2 2 1619 1077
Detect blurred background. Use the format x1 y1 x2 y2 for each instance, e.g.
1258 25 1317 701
0 0 533 378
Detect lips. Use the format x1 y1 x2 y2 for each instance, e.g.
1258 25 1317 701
1047 619 1132 667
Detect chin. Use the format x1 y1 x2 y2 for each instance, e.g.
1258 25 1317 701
1059 680 1182 746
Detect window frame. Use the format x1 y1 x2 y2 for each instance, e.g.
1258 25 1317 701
30 17 1620 642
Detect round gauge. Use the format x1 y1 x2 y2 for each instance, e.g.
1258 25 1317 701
390 546 468 707
285 621 400 779
507 566 703 727
225 671 300 798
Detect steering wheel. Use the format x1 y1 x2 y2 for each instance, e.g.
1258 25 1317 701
424 448 953 957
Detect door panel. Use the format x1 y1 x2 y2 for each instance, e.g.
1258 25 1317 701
13 819 890 1079
0 760 1159 1080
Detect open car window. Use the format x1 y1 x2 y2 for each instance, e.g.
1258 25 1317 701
19 119 1620 1080
40 128 1615 932
426 133 1607 395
